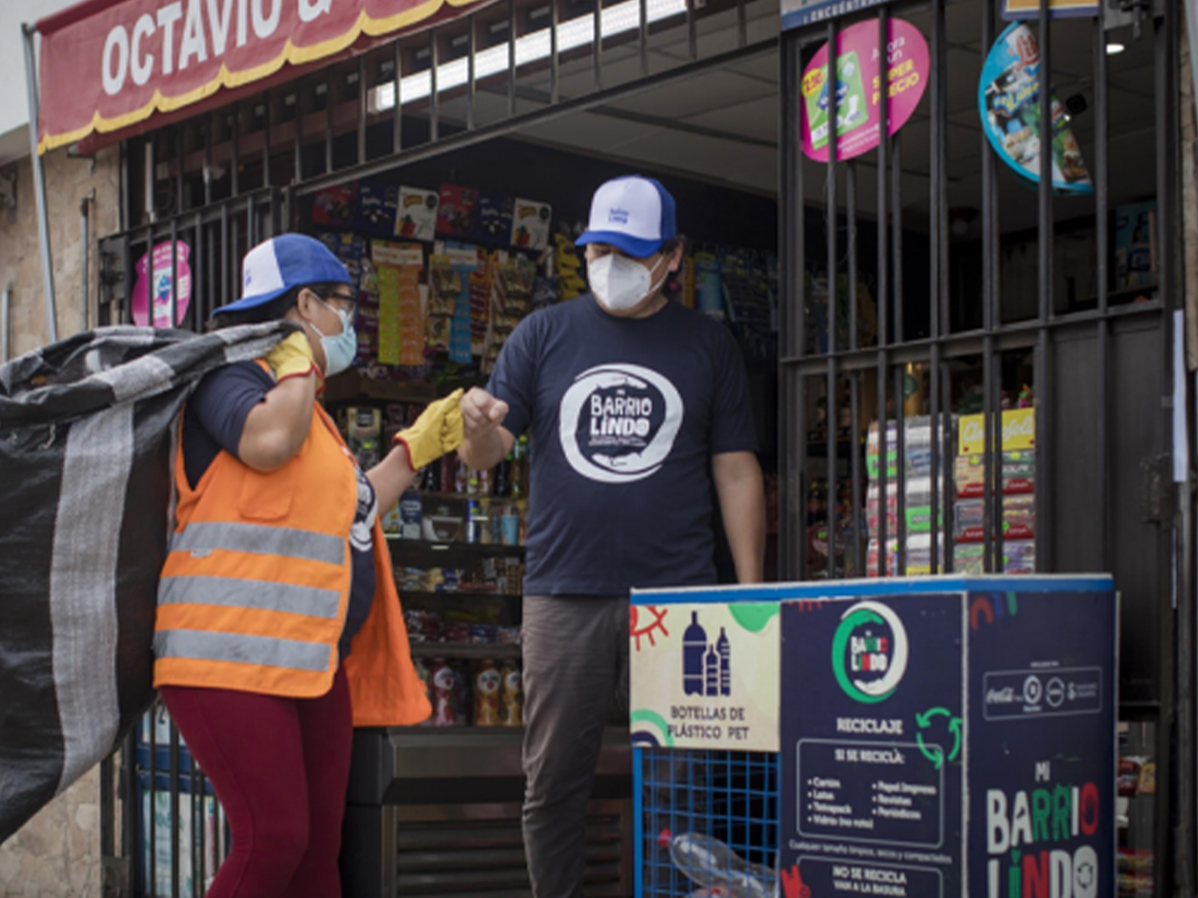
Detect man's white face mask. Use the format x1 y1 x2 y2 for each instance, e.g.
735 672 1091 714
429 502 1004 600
588 252 667 312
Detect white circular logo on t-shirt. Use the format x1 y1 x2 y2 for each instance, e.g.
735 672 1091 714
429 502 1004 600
558 363 684 483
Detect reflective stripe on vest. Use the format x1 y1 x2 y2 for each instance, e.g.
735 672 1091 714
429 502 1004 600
159 575 343 619
154 629 332 673
172 521 345 566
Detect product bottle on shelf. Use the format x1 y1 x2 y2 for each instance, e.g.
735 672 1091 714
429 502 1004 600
510 436 529 498
493 455 511 498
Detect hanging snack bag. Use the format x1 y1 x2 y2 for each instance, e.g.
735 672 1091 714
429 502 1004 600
437 185 480 237
356 178 401 237
396 186 439 241
312 183 356 227
474 194 515 244
510 199 552 251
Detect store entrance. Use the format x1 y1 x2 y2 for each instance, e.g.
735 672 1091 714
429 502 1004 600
283 50 785 897
94 9 787 892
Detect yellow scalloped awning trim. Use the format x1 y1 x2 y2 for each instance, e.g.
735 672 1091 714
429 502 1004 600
39 0 482 153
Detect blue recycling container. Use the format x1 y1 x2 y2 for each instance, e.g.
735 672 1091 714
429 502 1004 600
629 576 1116 898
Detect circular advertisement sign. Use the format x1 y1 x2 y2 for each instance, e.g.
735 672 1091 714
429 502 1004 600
978 21 1093 195
800 18 930 163
131 241 192 328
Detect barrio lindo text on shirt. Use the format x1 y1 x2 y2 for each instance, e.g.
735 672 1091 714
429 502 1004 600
37 0 491 152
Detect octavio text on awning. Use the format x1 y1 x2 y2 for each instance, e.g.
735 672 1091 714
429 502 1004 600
36 0 493 153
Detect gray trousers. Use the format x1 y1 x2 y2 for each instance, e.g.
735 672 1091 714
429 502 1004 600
522 595 630 898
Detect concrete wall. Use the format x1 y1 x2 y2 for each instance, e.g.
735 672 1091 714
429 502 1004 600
0 145 120 360
0 769 104 898
0 144 120 898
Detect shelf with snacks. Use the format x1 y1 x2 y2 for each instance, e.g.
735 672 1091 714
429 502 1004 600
389 725 527 738
410 643 523 661
322 369 441 405
386 536 526 558
400 590 523 602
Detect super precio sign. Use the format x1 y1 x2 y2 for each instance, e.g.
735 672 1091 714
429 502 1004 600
37 0 491 152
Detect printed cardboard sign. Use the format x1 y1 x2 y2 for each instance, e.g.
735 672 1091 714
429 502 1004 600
958 408 1035 456
801 18 929 162
630 600 780 752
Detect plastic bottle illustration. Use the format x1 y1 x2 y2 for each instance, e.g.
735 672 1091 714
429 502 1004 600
683 612 708 696
717 628 731 697
667 832 775 898
705 646 719 697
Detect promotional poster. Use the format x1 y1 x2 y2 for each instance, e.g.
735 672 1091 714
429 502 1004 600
800 18 929 163
979 22 1093 194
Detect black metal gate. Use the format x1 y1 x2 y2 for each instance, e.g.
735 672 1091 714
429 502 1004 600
779 0 1188 893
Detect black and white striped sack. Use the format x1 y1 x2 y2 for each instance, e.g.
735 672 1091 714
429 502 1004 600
0 323 286 844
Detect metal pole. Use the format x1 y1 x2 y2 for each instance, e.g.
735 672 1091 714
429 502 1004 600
22 24 58 344
81 192 92 333
1 283 11 363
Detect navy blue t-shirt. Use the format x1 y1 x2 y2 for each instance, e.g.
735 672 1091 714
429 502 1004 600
182 362 376 660
487 296 757 596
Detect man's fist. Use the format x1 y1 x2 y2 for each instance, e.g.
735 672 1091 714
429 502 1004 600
461 387 509 439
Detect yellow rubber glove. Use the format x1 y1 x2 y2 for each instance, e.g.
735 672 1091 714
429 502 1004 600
265 332 318 384
394 389 465 471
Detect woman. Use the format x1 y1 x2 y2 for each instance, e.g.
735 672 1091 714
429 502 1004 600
154 234 456 897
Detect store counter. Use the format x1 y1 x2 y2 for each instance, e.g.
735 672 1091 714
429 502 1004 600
342 726 634 898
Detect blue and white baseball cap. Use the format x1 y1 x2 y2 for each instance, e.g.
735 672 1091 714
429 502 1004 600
213 233 352 317
576 176 677 258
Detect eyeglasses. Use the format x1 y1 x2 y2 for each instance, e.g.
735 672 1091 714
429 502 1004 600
311 289 359 325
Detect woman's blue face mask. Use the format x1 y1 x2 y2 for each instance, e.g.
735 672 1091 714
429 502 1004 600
305 295 357 377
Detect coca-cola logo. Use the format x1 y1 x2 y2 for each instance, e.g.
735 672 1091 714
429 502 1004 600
987 687 1018 705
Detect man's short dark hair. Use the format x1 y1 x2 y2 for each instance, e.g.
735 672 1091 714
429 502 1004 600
661 235 688 298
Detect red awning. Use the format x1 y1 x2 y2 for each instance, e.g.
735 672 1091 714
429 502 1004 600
37 0 493 153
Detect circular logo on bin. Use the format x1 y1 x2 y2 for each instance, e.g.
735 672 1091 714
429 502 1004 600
832 602 909 704
558 363 684 484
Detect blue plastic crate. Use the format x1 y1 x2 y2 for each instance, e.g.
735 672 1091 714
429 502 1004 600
635 746 780 898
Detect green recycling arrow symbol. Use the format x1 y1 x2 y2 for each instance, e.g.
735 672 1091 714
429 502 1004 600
915 707 963 770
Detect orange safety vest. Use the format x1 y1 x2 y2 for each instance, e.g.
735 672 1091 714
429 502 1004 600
153 376 430 728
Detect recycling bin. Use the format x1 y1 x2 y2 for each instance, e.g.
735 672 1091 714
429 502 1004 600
630 576 1116 898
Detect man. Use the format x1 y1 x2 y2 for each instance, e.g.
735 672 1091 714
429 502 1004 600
459 175 765 898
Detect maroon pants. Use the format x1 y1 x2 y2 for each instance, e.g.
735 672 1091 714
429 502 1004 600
160 667 353 898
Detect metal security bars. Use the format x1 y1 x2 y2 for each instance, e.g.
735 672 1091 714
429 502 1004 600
98 191 282 331
94 0 779 894
96 0 770 245
780 0 1185 894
